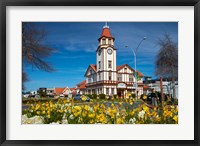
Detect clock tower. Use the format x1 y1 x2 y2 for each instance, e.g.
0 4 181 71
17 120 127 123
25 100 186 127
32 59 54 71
96 23 117 82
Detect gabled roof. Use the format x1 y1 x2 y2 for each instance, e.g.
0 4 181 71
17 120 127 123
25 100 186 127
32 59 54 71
84 64 96 77
67 87 76 94
90 64 96 72
84 63 143 77
77 80 86 86
117 64 143 77
54 88 65 95
116 64 128 71
136 71 143 77
69 87 76 91
77 80 86 89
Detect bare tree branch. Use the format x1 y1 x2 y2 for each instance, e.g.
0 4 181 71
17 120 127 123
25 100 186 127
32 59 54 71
155 33 178 98
22 23 55 90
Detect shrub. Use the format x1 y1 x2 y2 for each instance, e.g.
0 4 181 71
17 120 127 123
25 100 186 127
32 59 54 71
131 94 136 98
113 94 117 98
140 94 144 100
98 94 106 99
92 94 97 99
173 98 178 105
85 94 93 99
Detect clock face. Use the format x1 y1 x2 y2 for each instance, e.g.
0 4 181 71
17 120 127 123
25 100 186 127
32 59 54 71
107 48 113 55
98 49 102 56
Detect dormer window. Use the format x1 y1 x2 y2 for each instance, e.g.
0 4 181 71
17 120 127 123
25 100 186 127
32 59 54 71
124 68 127 73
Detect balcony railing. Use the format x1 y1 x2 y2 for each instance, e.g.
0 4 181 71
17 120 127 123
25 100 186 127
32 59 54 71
86 80 143 86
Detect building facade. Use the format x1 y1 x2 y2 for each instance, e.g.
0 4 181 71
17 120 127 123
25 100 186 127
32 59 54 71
84 24 144 97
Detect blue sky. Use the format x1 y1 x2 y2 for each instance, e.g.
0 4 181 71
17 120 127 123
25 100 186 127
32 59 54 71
24 22 178 91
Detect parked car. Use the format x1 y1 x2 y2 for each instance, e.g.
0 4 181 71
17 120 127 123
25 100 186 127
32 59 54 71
74 94 90 102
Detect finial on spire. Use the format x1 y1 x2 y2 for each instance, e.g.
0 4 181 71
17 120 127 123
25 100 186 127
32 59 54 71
103 22 109 28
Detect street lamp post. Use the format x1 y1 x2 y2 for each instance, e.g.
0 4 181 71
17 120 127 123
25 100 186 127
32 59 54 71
126 37 147 100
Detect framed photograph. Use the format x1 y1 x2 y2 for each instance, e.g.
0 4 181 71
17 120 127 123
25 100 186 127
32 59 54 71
0 0 199 145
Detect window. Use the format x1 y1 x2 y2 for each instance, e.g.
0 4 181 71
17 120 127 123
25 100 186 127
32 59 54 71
99 61 101 69
108 39 111 45
88 78 91 83
99 73 101 81
94 74 97 82
129 74 133 82
111 88 114 95
106 88 109 95
108 60 112 68
124 68 127 73
90 69 92 75
117 74 122 81
102 39 106 45
109 71 112 80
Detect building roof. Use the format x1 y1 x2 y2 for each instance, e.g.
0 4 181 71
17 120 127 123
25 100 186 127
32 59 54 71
84 64 143 77
143 85 149 89
69 87 76 91
84 64 97 77
90 64 97 72
101 27 113 38
116 64 143 77
69 87 76 94
136 71 143 77
98 27 115 40
116 64 127 71
54 88 65 95
77 80 86 89
77 80 86 86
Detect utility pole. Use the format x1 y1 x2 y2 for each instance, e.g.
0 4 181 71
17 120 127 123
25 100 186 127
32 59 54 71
160 77 164 107
125 37 147 100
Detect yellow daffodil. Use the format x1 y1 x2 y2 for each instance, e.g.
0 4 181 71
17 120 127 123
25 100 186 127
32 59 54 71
173 116 178 123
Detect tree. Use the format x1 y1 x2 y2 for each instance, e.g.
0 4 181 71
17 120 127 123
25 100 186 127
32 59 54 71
22 70 28 90
155 34 178 98
22 23 55 90
133 72 142 81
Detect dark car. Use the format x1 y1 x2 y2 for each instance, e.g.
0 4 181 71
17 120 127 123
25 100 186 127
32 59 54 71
74 94 90 102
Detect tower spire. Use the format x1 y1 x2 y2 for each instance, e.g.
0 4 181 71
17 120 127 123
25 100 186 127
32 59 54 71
103 22 109 28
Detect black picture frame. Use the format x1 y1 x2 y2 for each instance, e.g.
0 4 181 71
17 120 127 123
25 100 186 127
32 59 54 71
0 0 199 146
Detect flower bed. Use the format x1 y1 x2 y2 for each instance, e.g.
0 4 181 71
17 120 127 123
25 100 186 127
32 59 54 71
22 98 178 124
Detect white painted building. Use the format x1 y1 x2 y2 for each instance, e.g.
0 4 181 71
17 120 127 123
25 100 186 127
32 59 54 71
148 81 178 98
84 24 144 98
